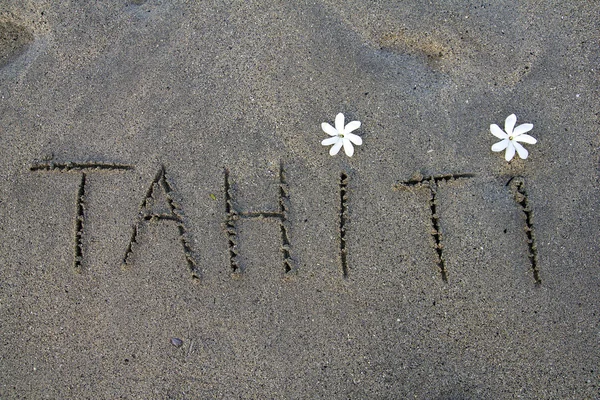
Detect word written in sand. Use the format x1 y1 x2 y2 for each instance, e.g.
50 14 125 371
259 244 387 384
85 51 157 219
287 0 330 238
31 160 540 284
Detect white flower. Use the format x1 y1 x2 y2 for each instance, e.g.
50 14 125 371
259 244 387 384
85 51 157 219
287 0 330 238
491 114 537 161
321 113 363 157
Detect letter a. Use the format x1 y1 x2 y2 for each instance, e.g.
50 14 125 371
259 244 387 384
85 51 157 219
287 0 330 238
122 165 200 279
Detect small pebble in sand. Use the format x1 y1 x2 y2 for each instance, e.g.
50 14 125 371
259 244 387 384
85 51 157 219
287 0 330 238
170 337 183 347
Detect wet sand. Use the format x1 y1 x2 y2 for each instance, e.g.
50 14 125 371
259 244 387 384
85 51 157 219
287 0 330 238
0 1 598 398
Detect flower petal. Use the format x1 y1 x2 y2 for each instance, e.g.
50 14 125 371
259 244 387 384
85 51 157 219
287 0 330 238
491 138 509 152
513 141 529 159
345 132 363 145
321 122 338 136
512 123 533 137
505 114 517 136
344 120 361 134
343 138 354 157
514 134 537 144
322 137 339 146
505 142 516 161
335 113 345 133
490 124 508 139
329 140 343 156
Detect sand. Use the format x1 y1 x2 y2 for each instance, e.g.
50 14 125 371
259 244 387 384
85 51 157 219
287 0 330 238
1 0 598 398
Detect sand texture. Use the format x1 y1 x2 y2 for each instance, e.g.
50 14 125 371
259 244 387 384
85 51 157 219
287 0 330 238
1 0 599 398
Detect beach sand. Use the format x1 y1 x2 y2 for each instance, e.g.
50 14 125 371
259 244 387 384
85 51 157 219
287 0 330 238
1 0 598 398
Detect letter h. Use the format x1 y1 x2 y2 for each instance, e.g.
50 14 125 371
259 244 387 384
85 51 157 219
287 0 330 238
224 162 294 276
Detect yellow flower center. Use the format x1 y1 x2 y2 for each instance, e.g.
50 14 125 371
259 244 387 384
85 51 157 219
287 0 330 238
509 136 514 140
